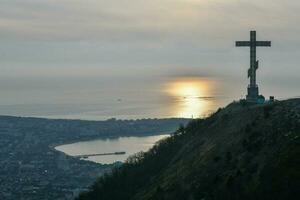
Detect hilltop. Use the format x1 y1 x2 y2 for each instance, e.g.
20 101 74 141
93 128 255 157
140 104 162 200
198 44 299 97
77 99 300 200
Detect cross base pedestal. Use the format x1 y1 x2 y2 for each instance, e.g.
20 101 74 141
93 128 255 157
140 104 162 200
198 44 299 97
246 86 259 102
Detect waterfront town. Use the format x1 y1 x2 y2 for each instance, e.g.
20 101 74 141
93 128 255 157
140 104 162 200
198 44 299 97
0 116 187 200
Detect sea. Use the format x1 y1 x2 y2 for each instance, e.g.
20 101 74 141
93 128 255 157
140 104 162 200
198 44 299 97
1 76 298 164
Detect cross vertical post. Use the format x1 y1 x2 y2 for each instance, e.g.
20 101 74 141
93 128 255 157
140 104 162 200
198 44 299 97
250 31 256 87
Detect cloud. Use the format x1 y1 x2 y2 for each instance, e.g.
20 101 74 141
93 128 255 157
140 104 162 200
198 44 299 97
0 0 300 79
0 0 299 106
0 0 299 43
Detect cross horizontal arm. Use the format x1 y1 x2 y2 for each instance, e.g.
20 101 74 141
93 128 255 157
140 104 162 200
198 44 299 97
236 41 250 47
256 41 271 46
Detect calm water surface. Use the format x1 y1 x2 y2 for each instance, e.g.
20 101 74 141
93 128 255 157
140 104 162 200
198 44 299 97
0 77 231 120
55 135 169 164
1 77 295 120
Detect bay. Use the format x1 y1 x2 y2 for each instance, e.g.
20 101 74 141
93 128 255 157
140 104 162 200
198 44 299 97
55 134 169 164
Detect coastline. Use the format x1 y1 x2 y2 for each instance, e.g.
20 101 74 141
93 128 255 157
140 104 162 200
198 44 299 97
50 132 172 161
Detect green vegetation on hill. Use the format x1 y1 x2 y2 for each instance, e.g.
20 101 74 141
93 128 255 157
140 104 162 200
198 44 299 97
77 99 300 200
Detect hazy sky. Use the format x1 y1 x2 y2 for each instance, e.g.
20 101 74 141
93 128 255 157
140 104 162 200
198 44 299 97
0 0 299 107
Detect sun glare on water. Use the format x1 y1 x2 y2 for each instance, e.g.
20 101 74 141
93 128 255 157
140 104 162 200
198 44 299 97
165 77 215 118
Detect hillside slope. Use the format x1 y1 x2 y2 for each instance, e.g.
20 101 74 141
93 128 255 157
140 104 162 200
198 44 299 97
77 99 300 200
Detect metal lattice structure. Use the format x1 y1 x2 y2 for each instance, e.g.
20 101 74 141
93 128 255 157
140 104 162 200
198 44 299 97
236 31 271 102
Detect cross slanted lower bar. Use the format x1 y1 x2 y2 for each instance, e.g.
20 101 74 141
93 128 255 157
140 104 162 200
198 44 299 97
236 30 271 102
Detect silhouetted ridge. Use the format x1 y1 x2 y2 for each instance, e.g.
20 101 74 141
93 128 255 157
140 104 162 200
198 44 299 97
77 99 300 200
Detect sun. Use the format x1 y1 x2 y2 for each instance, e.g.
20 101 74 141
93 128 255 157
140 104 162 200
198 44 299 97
164 77 214 118
176 83 202 98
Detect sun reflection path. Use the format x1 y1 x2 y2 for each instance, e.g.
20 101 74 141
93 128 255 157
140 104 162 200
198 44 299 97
165 78 215 118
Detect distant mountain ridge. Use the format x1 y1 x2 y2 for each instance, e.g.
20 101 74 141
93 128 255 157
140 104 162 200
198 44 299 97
77 98 300 200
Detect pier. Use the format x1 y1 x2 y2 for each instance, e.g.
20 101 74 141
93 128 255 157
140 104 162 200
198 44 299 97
75 151 126 159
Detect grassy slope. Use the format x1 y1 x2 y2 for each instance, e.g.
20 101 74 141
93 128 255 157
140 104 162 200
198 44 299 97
77 99 300 200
